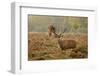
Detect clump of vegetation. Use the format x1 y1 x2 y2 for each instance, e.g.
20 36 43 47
70 48 88 58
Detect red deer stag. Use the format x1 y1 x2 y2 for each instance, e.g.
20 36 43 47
48 25 76 50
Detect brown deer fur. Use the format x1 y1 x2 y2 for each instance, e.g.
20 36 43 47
58 39 76 50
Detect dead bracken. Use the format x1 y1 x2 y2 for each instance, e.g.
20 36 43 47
28 32 88 60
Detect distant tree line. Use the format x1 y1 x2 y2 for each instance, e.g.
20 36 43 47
28 15 88 33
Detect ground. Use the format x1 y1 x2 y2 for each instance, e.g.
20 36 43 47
28 32 88 61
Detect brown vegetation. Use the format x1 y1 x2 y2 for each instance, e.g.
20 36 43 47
28 32 88 61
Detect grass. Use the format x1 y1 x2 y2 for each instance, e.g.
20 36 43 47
28 32 88 61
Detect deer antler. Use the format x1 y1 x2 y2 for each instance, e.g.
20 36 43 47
48 24 67 38
58 28 67 38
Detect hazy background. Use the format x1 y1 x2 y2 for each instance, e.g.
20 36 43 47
28 15 88 33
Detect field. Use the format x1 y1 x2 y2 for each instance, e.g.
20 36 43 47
28 32 88 61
